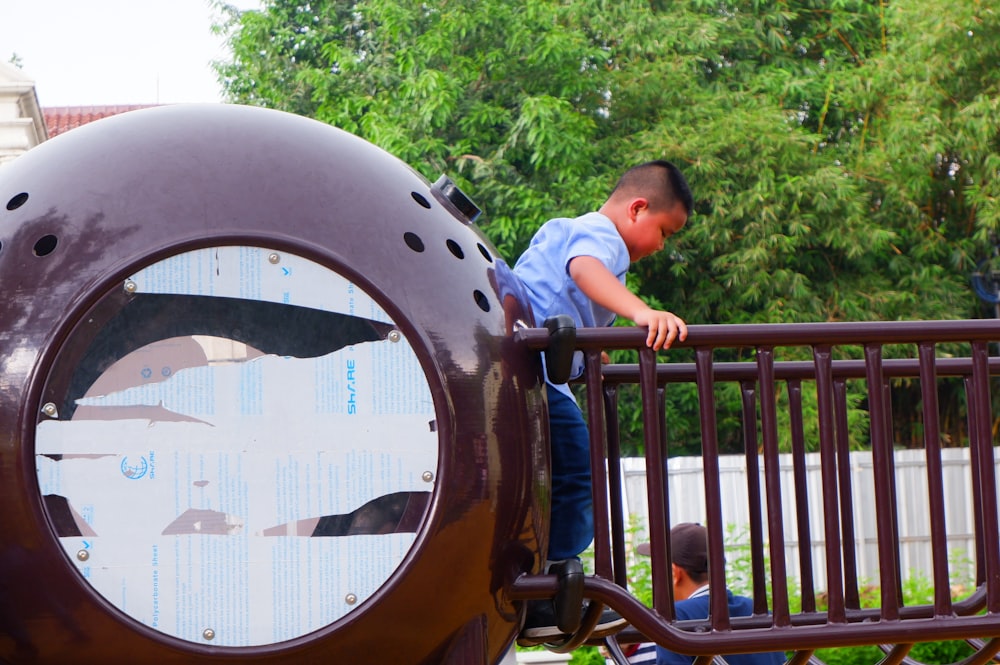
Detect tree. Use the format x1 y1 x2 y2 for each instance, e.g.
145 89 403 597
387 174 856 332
214 0 619 259
214 0 1000 454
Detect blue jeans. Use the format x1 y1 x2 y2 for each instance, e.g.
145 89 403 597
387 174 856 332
546 385 594 560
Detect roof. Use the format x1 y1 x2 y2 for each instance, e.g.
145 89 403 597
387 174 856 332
43 105 156 138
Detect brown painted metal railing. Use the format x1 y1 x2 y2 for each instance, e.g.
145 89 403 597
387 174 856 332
512 320 1000 662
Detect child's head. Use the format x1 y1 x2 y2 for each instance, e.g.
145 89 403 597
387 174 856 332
601 160 692 262
609 160 693 216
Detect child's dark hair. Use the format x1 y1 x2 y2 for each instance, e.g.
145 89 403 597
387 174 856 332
611 160 693 215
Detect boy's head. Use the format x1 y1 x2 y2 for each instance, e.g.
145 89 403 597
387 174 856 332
610 160 693 215
600 160 692 262
637 522 711 591
667 522 709 584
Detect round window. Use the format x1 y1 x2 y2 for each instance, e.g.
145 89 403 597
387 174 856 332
35 246 438 646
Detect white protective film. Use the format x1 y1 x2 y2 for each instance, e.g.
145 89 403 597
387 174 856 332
36 247 437 646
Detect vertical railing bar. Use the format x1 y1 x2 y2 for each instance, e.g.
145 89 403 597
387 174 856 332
585 348 612 580
970 341 1000 612
640 346 673 619
917 341 952 616
964 375 986 586
883 378 904 603
813 345 846 623
695 346 731 631
864 343 901 619
757 345 791 626
740 379 770 615
657 382 670 569
787 378 816 612
834 378 861 610
603 384 628 588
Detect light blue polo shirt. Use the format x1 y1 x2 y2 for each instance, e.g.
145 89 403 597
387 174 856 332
513 212 630 396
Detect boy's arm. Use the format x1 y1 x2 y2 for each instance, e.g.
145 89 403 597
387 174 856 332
568 255 687 351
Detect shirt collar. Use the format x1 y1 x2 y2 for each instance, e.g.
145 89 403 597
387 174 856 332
689 584 711 598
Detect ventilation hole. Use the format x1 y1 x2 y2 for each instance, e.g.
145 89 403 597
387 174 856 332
33 234 58 257
477 243 493 263
404 232 425 252
411 192 431 209
446 239 465 259
6 192 28 211
473 290 491 312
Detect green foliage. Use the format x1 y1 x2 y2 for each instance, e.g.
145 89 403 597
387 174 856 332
516 643 605 664
569 646 606 664
214 0 1000 454
812 644 886 665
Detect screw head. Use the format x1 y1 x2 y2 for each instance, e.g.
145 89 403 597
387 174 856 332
124 279 137 293
41 402 58 418
268 252 281 264
203 628 215 640
76 549 89 561
422 471 434 483
388 330 402 343
345 593 358 605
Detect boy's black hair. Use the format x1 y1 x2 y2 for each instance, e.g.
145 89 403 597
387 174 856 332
611 160 693 215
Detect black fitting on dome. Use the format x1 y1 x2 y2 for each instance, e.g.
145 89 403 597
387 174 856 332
431 175 482 223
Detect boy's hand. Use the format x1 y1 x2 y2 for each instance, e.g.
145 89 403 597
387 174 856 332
633 308 687 351
567 256 688 349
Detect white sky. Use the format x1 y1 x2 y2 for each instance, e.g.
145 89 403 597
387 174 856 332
0 0 262 107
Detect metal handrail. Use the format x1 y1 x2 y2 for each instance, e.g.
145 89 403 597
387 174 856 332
512 320 1000 658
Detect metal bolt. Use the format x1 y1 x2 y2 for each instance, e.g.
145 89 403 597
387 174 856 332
422 471 434 483
124 279 137 293
41 403 58 418
268 252 281 264
203 628 215 641
76 549 89 562
388 330 402 343
345 593 357 605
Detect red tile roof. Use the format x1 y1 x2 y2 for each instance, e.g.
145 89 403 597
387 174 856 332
43 105 157 138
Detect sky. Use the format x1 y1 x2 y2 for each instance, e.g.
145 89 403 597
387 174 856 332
0 0 262 107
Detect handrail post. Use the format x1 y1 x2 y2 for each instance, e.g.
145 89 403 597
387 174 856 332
757 345 791 626
640 346 673 618
696 346 730 630
864 343 901 619
740 378 770 615
787 378 816 612
586 349 613 580
814 344 846 622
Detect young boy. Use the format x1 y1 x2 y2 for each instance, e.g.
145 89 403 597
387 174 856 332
514 160 693 639
624 524 786 665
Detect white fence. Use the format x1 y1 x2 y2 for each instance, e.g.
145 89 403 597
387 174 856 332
618 447 989 591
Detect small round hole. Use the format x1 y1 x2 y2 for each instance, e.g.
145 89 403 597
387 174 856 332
411 192 431 209
33 234 58 257
473 290 491 312
6 192 28 211
477 243 493 263
404 232 425 252
446 239 465 259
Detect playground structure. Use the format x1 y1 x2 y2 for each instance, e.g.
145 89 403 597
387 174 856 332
2 104 1000 664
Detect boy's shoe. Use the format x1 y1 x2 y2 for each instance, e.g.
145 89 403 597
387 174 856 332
519 598 627 642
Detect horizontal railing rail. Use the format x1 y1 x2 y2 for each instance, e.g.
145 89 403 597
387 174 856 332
512 320 1000 662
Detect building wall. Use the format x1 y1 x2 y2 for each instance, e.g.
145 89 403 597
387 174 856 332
0 60 47 166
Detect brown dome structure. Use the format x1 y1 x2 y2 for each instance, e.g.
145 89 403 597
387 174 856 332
0 104 548 664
